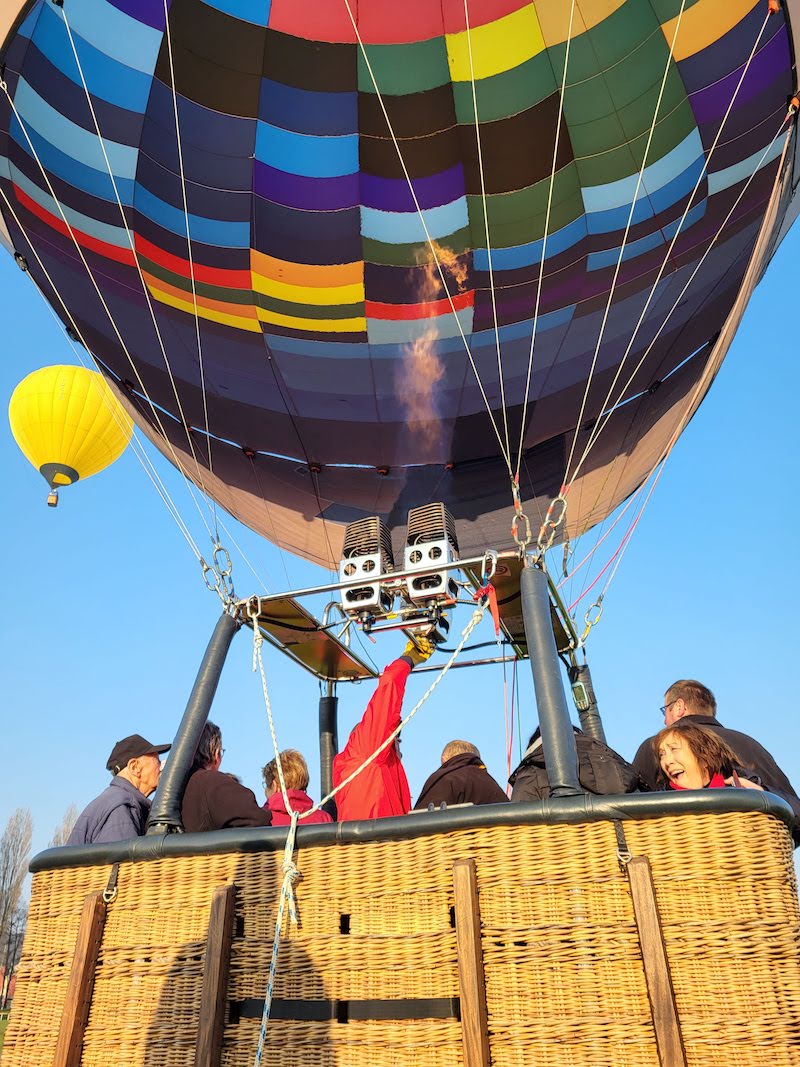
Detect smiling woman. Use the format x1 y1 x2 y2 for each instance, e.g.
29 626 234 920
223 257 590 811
655 721 764 792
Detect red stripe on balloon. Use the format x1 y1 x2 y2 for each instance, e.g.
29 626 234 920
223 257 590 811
134 235 252 289
14 185 136 266
365 290 473 320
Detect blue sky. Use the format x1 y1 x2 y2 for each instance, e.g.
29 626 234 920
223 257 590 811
1 225 798 862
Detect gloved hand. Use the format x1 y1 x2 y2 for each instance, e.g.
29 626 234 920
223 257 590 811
402 634 435 667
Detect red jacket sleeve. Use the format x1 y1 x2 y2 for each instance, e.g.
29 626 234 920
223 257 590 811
338 658 411 769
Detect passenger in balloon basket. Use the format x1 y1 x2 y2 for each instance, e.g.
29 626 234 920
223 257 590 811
262 749 333 825
654 721 764 793
415 740 509 810
332 637 436 822
181 721 273 831
633 680 800 842
67 734 170 845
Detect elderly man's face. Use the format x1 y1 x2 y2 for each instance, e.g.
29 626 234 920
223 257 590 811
131 752 163 797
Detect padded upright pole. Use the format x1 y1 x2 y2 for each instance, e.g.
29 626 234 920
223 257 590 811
147 611 240 834
319 682 339 820
520 564 582 797
568 662 607 743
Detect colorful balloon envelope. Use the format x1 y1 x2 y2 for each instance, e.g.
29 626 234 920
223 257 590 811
8 365 133 504
0 2 797 558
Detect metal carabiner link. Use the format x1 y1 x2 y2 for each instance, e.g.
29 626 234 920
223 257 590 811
200 541 236 608
537 493 568 554
480 549 498 584
580 597 604 645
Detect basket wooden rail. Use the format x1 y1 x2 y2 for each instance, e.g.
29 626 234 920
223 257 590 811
2 804 799 1067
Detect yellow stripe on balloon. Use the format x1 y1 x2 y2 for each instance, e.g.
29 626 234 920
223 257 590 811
251 271 365 307
661 0 756 62
255 306 367 333
147 282 263 333
446 4 545 83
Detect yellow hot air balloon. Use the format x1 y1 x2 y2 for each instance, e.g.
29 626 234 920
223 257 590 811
8 365 133 506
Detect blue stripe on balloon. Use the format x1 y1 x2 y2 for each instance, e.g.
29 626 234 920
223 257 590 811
49 0 162 76
10 164 130 246
472 216 587 271
29 3 152 113
582 129 703 215
10 115 135 205
259 80 358 136
661 200 706 239
366 306 474 345
254 122 358 178
587 228 665 271
13 77 138 179
361 199 469 244
202 0 272 25
133 185 251 247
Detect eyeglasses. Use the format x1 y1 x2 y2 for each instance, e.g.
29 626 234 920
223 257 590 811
660 700 678 717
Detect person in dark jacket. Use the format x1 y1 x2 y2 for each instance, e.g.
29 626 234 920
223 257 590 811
632 679 800 841
67 733 171 845
182 722 273 832
415 740 508 810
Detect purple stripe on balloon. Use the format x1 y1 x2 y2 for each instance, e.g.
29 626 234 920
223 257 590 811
106 0 167 31
253 161 360 211
689 27 789 125
360 164 465 212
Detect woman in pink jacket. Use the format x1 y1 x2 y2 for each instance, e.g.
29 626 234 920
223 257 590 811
262 749 333 825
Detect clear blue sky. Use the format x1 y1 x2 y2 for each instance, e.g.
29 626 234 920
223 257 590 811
2 224 799 863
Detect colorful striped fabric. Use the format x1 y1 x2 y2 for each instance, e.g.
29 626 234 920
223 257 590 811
0 0 795 565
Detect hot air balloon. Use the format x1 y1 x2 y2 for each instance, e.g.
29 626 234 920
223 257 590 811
8 364 132 505
0 0 795 565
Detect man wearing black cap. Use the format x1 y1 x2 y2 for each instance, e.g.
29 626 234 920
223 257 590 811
66 734 171 845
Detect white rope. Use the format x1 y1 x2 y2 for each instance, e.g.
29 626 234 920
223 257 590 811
463 0 511 466
515 0 576 479
566 8 774 487
342 0 513 475
562 0 689 486
0 81 219 546
58 8 218 524
570 106 790 483
160 0 216 491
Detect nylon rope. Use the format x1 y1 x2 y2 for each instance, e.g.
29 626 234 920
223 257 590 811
561 0 689 487
59 6 220 525
566 8 775 487
514 0 576 480
570 98 790 484
0 81 219 547
0 179 212 561
463 0 511 466
342 0 513 475
161 0 218 528
568 119 793 620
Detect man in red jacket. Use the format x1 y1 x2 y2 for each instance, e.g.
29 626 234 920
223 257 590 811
332 638 433 821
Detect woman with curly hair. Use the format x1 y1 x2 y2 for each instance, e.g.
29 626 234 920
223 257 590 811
653 721 764 792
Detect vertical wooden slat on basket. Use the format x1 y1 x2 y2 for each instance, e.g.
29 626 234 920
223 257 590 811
194 884 237 1067
452 858 490 1067
52 891 107 1067
626 856 688 1067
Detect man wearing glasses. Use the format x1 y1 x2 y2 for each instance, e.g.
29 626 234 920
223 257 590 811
632 679 800 842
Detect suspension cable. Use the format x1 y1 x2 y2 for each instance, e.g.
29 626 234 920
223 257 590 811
562 0 689 487
566 7 775 487
514 0 576 480
58 7 218 530
342 0 513 476
463 0 511 466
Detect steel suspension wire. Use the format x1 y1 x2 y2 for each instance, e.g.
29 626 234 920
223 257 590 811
59 7 220 524
570 109 792 485
0 83 222 547
565 8 776 488
514 0 576 481
463 0 511 467
0 180 215 563
342 0 514 476
160 0 218 527
561 0 689 487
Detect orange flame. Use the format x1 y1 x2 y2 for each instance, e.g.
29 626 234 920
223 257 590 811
397 243 468 460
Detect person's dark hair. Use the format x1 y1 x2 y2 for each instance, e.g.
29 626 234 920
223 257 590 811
665 679 716 716
652 722 741 785
191 721 222 773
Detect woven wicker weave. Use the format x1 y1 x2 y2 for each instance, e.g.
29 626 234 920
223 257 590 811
2 810 798 1066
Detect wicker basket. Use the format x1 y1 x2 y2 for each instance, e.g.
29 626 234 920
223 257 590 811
2 809 799 1067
